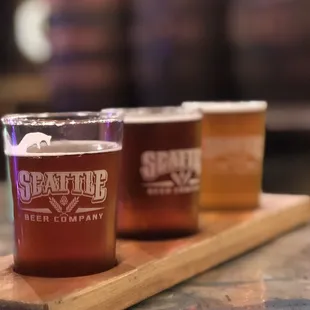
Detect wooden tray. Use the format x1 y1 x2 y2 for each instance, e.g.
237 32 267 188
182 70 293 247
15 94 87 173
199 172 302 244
0 193 309 310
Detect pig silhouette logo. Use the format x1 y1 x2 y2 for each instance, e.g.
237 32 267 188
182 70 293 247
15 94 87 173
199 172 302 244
3 129 52 155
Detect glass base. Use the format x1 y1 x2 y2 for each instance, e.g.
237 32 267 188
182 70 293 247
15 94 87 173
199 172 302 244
13 259 117 278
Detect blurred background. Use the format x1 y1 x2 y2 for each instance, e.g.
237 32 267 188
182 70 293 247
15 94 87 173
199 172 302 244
1 0 310 195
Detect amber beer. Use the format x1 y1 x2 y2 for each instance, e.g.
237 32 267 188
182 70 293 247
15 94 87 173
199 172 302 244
113 107 202 239
183 101 267 210
2 112 123 277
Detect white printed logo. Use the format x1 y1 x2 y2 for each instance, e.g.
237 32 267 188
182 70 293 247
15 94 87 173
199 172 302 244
17 170 108 223
203 136 264 174
140 148 201 196
3 130 52 156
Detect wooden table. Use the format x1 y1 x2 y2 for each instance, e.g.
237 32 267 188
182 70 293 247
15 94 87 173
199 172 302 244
1 219 310 309
133 224 310 310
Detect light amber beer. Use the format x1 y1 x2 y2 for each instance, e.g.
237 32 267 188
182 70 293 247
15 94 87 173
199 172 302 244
183 101 267 210
114 107 202 239
2 112 123 277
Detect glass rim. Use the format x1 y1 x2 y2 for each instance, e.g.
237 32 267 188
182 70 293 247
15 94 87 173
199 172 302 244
182 101 267 114
1 111 123 126
101 106 202 124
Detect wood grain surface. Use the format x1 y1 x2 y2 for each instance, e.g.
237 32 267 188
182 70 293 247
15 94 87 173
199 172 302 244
0 193 309 310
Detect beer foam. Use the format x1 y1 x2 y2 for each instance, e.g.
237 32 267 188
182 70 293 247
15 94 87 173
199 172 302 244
104 108 202 124
4 134 121 157
182 101 267 114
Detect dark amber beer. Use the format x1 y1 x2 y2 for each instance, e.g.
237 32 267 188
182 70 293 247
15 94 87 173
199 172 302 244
183 101 267 210
111 107 202 239
2 112 123 277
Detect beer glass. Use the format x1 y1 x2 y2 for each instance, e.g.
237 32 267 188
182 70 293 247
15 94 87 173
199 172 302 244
2 111 123 277
183 101 267 210
104 107 202 239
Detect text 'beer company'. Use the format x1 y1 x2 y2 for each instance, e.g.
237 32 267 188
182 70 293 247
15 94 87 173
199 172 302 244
6 139 121 225
18 169 108 224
